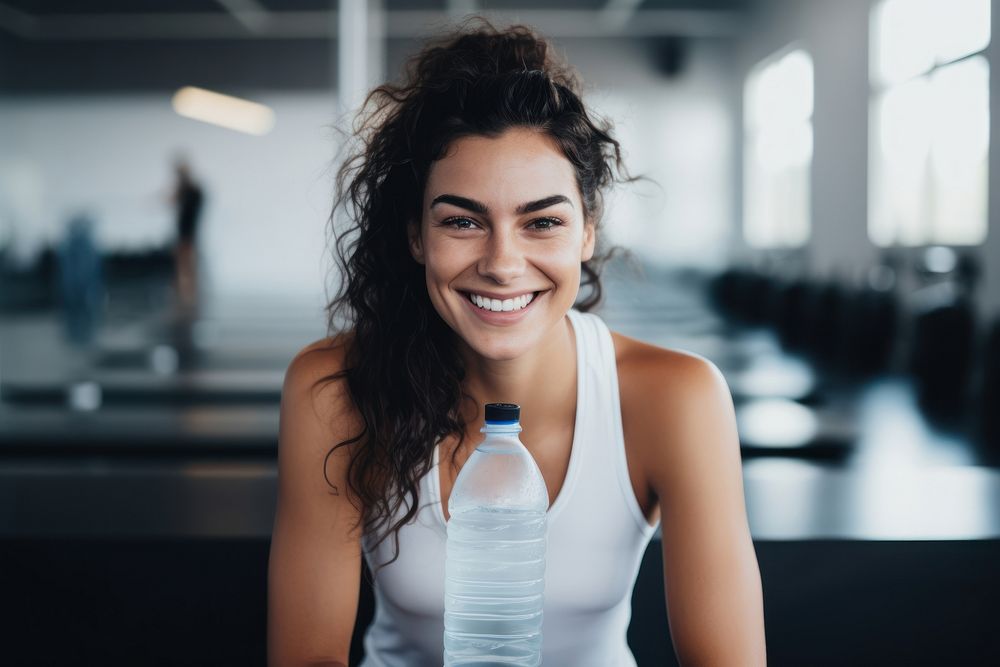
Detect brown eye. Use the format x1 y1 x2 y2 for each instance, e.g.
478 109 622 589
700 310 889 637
442 217 477 230
530 217 564 231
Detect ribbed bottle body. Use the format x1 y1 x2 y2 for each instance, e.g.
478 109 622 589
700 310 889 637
444 506 546 666
443 418 548 667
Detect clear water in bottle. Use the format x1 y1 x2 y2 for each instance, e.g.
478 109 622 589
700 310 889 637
443 403 548 666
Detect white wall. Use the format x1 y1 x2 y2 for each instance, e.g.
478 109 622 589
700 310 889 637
555 37 737 271
0 91 340 303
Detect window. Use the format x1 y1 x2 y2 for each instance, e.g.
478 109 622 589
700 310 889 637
743 47 814 249
869 0 990 246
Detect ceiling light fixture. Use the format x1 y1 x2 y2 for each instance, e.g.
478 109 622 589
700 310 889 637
171 85 275 136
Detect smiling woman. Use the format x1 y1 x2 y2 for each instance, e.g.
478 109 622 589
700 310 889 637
267 16 765 667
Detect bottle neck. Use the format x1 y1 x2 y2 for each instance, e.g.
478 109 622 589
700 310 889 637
480 421 522 435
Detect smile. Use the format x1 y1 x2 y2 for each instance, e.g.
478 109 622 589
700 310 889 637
465 291 537 312
459 289 545 325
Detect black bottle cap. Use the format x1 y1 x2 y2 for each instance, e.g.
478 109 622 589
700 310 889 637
484 402 520 423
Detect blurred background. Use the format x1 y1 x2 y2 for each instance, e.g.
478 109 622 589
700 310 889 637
2 0 999 665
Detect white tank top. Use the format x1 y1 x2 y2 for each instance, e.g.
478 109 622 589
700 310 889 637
359 308 660 666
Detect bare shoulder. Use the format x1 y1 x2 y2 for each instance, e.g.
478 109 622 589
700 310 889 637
610 330 725 400
280 332 364 486
286 333 352 383
610 331 735 486
283 333 355 410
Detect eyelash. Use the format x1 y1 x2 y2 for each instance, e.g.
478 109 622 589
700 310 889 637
441 216 565 231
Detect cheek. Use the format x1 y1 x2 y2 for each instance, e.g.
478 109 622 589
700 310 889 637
529 248 583 301
421 241 470 304
423 239 467 276
534 239 585 268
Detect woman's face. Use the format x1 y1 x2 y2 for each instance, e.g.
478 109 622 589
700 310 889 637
409 127 596 361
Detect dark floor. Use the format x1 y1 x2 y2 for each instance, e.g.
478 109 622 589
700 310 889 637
2 537 998 666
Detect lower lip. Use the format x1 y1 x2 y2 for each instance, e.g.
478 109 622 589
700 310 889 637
462 291 542 325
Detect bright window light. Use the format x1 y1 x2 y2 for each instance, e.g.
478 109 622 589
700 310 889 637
929 57 989 244
869 0 989 247
872 0 990 84
743 47 813 249
936 0 991 63
171 86 276 136
870 78 933 246
872 0 937 86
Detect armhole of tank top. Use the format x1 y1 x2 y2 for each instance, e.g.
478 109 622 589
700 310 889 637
597 315 660 535
544 309 586 524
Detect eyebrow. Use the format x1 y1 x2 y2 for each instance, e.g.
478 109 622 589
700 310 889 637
429 194 573 215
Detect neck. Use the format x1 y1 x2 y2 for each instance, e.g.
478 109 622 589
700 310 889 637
457 315 578 446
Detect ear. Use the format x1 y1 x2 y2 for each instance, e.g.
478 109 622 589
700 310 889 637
581 221 596 263
407 220 425 265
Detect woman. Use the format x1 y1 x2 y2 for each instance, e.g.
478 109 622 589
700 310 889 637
268 19 766 667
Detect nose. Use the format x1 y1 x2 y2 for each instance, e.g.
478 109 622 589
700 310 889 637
477 228 526 285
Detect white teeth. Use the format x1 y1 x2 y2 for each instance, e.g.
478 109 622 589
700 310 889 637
467 291 536 313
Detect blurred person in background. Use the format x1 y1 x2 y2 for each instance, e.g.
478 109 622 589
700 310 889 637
170 155 204 312
56 212 104 346
268 18 766 667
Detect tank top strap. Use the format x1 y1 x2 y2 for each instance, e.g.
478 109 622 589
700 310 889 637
565 308 658 535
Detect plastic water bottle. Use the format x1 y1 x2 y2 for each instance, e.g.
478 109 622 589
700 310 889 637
443 402 548 666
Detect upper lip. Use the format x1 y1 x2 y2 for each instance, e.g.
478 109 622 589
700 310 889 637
461 289 544 300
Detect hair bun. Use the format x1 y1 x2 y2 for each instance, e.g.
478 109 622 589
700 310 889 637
408 19 581 97
482 29 548 73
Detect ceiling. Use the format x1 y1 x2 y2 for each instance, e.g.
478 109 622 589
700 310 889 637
3 1 747 15
0 0 749 93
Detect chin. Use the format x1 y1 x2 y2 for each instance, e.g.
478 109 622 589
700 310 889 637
465 331 536 362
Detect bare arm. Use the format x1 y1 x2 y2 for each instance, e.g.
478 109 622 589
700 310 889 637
644 353 767 665
268 339 365 667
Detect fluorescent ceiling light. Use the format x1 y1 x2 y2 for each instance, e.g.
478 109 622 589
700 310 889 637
171 86 275 136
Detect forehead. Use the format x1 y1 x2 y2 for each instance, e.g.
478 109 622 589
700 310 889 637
425 128 578 206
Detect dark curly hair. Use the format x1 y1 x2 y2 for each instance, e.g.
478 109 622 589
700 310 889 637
318 17 641 577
